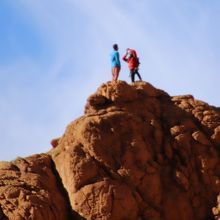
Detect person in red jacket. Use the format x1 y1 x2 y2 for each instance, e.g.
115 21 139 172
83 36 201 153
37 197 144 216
123 48 142 83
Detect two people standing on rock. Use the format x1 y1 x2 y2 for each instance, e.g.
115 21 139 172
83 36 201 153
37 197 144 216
110 44 142 83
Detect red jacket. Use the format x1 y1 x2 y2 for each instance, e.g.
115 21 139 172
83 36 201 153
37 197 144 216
123 49 139 70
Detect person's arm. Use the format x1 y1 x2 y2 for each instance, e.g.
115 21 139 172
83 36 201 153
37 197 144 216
122 54 128 62
115 52 120 66
111 52 115 62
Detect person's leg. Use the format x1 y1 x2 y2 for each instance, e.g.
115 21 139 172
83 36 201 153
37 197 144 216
112 68 114 81
130 69 135 83
115 66 120 81
112 67 117 82
135 69 142 81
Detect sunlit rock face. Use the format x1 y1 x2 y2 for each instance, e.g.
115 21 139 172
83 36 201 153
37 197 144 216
1 81 220 220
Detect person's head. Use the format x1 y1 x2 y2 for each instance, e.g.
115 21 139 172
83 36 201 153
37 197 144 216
113 44 118 51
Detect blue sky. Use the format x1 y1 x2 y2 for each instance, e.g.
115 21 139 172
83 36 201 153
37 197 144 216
1 0 220 161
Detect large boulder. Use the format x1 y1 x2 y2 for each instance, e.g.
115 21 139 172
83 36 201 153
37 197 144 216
0 154 72 220
51 81 220 220
1 81 220 220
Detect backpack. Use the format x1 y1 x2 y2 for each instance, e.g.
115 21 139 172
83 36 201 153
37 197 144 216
130 49 140 67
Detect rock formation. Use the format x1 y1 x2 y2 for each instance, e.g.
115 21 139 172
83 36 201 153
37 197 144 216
0 81 220 220
0 154 72 219
212 194 220 219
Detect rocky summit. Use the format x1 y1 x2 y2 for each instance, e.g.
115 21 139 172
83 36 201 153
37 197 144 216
0 81 220 220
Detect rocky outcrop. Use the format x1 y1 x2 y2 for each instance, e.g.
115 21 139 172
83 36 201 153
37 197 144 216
0 81 220 220
212 194 220 219
0 154 72 220
51 81 220 220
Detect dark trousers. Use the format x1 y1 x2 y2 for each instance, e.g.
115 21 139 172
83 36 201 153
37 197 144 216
130 68 142 82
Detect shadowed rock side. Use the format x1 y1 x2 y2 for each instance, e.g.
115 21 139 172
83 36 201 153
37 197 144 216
0 154 72 220
51 81 220 220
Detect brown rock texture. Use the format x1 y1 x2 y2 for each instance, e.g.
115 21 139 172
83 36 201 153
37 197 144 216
51 81 220 220
1 81 220 220
0 154 72 220
212 194 220 219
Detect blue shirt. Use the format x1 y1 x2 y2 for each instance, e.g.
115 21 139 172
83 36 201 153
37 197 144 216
111 50 121 67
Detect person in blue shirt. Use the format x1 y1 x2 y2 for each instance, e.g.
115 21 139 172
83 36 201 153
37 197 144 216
111 44 121 82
